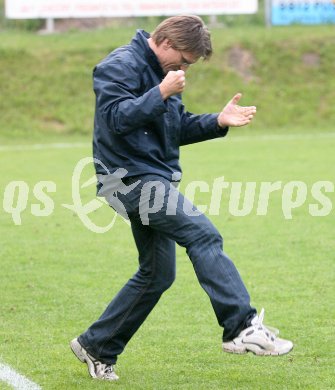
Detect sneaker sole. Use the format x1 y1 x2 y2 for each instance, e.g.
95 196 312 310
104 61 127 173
223 346 247 354
70 338 97 378
223 342 293 356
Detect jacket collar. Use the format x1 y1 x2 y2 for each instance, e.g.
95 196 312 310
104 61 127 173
131 29 165 79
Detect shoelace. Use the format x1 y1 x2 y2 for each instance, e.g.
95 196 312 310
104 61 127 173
256 308 279 338
103 365 116 378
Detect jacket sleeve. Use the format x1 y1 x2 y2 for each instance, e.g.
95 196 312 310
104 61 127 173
179 103 229 146
94 61 167 135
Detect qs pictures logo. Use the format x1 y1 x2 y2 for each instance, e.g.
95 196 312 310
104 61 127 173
2 157 132 233
62 157 132 233
2 157 334 232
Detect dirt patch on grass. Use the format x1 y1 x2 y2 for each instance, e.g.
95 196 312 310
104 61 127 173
227 45 258 82
302 52 320 68
41 117 66 132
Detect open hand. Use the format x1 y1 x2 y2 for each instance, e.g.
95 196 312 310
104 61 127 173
218 93 256 128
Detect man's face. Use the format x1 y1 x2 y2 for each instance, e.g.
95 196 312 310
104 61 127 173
157 40 198 74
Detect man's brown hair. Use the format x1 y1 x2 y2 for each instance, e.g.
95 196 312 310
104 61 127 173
151 15 212 60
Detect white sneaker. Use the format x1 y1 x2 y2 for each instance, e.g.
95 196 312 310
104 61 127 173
70 338 119 380
222 309 293 356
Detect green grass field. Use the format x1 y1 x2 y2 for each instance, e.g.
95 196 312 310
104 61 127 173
1 129 334 389
1 18 335 390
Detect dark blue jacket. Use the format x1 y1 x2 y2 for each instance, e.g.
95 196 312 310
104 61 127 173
93 30 229 181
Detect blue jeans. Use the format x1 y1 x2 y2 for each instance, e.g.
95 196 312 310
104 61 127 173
79 174 256 364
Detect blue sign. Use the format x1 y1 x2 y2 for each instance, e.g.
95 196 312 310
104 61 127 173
272 1 335 25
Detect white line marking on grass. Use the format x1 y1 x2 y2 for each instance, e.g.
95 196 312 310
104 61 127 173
0 142 89 152
0 132 334 153
224 132 335 142
0 361 41 390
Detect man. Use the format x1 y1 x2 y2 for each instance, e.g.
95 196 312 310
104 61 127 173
70 15 293 381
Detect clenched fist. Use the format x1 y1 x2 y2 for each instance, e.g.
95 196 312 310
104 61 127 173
159 70 185 100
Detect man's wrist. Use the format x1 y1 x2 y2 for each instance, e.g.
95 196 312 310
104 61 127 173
216 115 229 135
159 84 169 100
217 115 225 128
